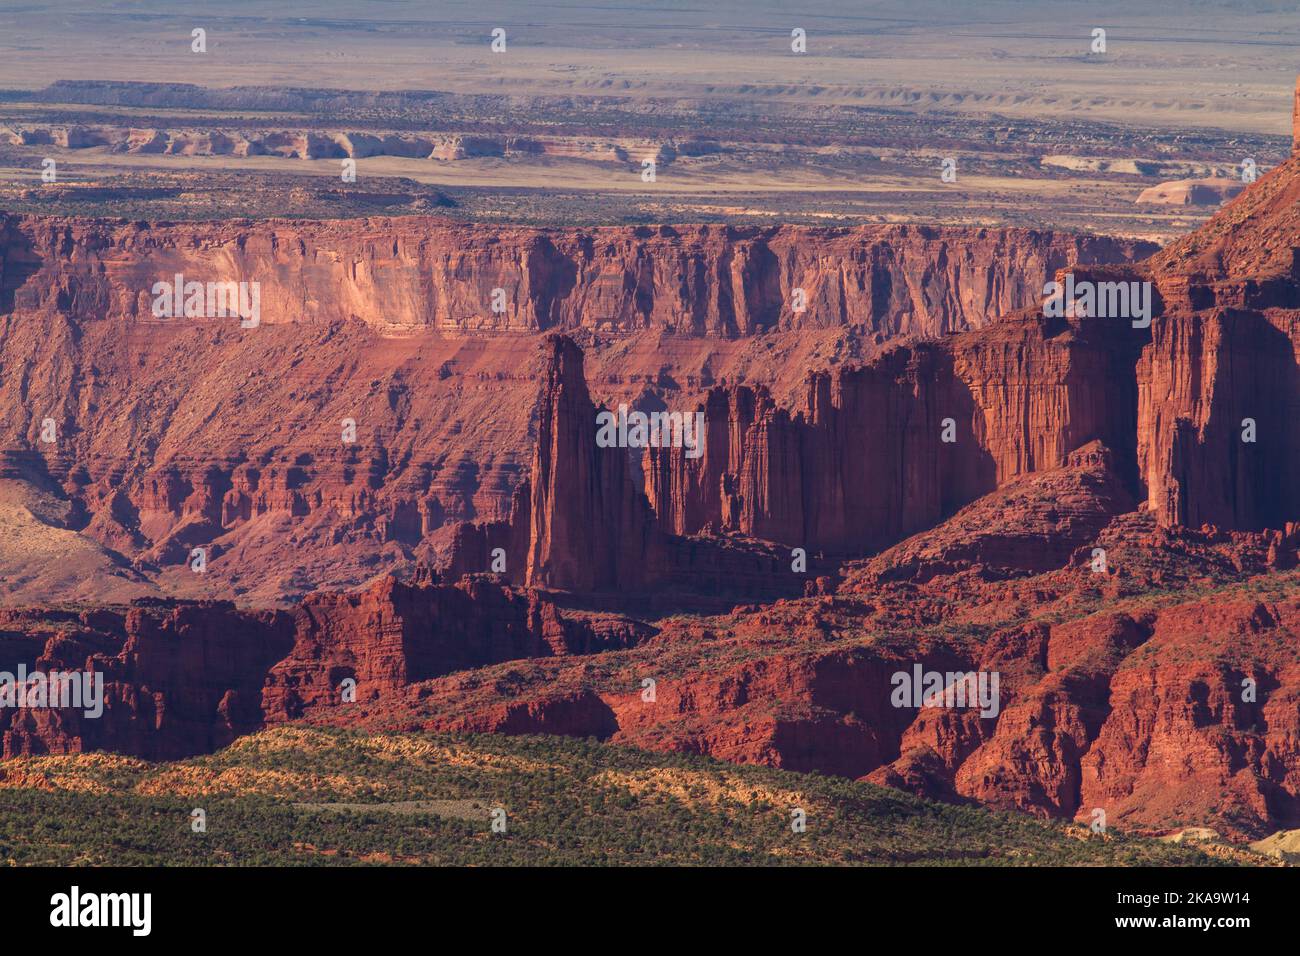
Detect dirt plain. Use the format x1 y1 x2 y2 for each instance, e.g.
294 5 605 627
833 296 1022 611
0 0 1294 236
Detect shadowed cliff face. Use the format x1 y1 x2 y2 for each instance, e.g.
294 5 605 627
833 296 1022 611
0 576 648 761
0 215 1152 606
635 153 1300 543
524 336 664 591
644 310 1144 553
1134 153 1300 530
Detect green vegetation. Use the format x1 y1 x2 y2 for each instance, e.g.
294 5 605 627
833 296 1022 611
0 728 1239 866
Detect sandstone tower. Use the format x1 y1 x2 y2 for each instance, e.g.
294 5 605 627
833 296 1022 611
1294 75 1299 152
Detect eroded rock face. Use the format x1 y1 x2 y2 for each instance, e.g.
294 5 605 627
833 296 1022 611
522 337 664 591
0 214 1153 337
0 214 1153 606
1133 153 1300 530
1 601 294 761
646 310 1143 553
1076 597 1300 833
443 334 811 601
262 574 647 721
1137 308 1298 531
0 574 649 760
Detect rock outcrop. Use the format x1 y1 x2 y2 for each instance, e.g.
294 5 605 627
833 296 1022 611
1 601 294 760
1136 177 1244 206
522 337 664 591
861 440 1133 582
1130 148 1300 531
443 335 812 600
0 123 656 168
645 308 1143 553
0 214 1153 337
1 573 649 760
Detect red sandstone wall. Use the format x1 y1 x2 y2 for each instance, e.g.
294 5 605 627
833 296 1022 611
0 214 1154 337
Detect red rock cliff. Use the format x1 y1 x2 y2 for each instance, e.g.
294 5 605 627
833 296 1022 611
0 215 1153 337
443 335 805 600
523 336 665 590
646 308 1142 552
0 213 1155 606
1 574 647 759
1134 148 1300 530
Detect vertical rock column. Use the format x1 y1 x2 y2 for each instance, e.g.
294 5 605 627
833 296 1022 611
525 335 664 590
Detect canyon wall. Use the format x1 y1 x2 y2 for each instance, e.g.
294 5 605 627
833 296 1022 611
444 335 810 599
0 213 1156 605
1135 153 1300 530
0 573 647 760
635 155 1300 546
645 308 1143 552
0 214 1154 337
0 123 643 166
644 296 1298 546
1138 308 1300 531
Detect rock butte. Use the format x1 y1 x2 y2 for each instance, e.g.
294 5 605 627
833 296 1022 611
1135 177 1244 207
5 87 1300 841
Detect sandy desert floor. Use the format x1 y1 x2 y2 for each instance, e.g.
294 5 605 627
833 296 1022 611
0 1 1290 234
0 1 1294 134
